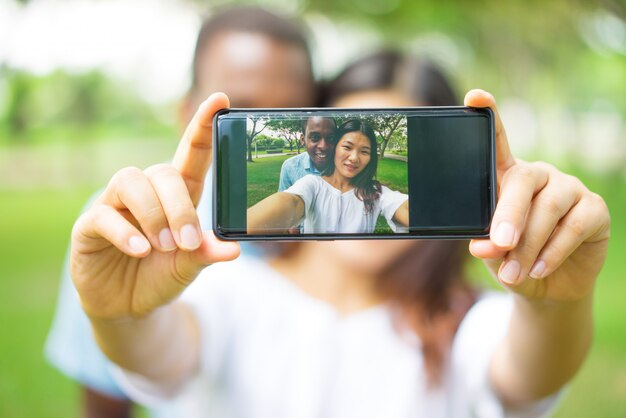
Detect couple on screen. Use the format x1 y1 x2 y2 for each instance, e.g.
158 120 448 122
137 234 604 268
248 116 409 234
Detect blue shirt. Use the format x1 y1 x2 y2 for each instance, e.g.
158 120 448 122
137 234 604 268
278 152 321 191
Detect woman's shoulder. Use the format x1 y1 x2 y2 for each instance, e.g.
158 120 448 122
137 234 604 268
452 291 513 361
457 292 512 335
379 184 407 196
286 174 323 198
291 173 322 186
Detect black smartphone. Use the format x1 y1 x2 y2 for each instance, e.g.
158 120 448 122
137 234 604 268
213 107 496 240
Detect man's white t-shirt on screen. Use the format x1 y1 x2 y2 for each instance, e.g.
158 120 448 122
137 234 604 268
114 256 562 418
285 175 408 234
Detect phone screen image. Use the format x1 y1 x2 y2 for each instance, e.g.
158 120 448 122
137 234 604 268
214 108 496 240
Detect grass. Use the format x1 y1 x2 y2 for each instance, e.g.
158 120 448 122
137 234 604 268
246 155 288 207
0 189 93 418
0 168 624 417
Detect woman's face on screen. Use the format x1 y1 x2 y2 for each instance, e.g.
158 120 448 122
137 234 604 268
334 131 371 180
314 89 419 272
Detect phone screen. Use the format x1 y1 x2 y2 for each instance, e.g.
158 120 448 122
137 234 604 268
214 107 495 240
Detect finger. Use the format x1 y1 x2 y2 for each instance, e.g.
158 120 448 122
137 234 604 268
464 89 516 177
98 167 171 252
172 92 230 206
145 164 202 251
490 163 549 249
73 204 151 258
469 239 507 260
526 194 610 280
498 174 581 284
173 231 240 284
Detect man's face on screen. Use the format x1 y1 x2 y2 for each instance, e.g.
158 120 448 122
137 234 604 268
302 117 336 171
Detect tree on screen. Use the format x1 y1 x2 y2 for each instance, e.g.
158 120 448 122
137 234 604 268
246 115 269 162
264 119 304 153
363 115 407 159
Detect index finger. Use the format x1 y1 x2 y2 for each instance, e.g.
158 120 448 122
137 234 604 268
464 89 516 179
172 92 230 206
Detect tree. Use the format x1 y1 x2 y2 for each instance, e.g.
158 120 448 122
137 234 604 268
254 134 274 149
363 115 407 159
246 115 268 162
272 138 285 149
264 118 304 153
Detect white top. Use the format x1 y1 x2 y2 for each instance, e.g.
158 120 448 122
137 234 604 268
285 175 408 234
114 256 561 418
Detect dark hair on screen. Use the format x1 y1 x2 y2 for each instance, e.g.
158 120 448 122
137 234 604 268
325 119 382 213
300 116 338 137
191 6 313 94
324 49 474 387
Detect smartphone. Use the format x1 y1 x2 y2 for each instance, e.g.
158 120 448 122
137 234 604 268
213 107 496 240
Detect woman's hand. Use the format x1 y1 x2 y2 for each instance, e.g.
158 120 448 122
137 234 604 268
465 90 610 303
70 93 240 321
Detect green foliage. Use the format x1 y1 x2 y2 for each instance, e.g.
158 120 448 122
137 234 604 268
264 118 303 152
272 138 285 148
255 134 275 149
0 66 173 144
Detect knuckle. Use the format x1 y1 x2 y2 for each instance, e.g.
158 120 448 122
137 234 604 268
566 174 584 190
536 194 563 216
506 164 534 182
71 212 90 241
165 201 195 220
113 166 143 182
589 192 608 210
532 161 554 173
495 201 527 221
514 242 542 262
141 205 166 226
88 203 109 220
111 166 146 192
145 163 176 178
588 193 611 229
563 217 586 238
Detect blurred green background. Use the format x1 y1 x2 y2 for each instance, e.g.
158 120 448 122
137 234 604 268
0 0 624 416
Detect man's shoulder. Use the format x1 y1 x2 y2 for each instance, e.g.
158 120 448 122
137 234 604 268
282 152 307 168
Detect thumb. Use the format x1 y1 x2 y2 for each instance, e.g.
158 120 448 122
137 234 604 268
464 89 516 175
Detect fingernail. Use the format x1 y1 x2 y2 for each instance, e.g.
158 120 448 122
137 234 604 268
492 222 515 247
529 260 546 279
128 235 150 254
159 228 176 251
499 260 520 284
180 224 201 250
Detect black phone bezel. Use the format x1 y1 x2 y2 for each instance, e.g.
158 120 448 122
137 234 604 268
212 106 497 241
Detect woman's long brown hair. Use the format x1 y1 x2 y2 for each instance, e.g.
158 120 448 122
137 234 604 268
323 49 477 385
378 241 476 385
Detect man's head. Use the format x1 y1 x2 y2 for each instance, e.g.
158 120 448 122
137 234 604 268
182 6 316 121
301 116 337 170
